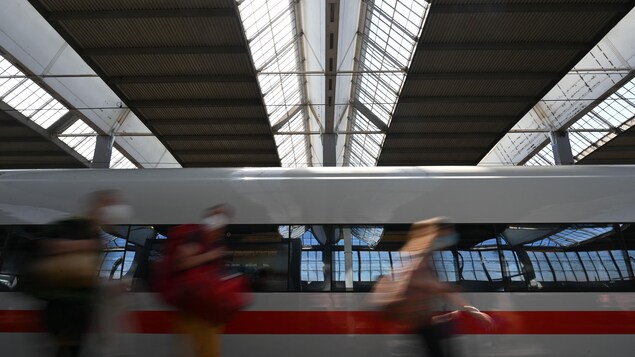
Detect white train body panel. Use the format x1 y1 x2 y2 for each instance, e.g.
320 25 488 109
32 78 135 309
1 167 635 356
1 166 635 224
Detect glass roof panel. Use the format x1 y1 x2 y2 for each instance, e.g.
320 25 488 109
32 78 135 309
110 147 138 169
347 0 430 166
0 55 69 129
524 77 635 165
524 144 554 166
59 119 97 161
239 0 310 167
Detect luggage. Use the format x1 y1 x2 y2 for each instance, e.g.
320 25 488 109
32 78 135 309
153 224 251 324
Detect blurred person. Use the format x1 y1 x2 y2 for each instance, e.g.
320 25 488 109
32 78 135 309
372 217 492 357
156 204 250 357
26 190 132 357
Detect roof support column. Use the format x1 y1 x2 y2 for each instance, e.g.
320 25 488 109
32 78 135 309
323 0 340 166
323 133 337 166
91 134 113 168
549 131 574 165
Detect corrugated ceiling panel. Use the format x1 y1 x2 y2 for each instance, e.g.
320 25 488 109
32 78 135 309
400 78 550 97
393 102 530 117
117 82 261 101
435 0 627 5
41 0 233 11
155 124 272 136
409 49 580 73
179 153 279 164
422 12 614 43
169 140 275 151
380 152 484 162
382 136 496 148
138 107 267 119
93 54 254 76
579 129 635 164
388 121 512 134
59 17 243 48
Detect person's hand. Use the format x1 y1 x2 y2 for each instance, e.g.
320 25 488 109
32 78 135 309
463 306 495 330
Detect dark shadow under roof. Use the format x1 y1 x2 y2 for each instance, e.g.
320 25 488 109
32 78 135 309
0 104 87 169
379 0 635 166
28 0 280 167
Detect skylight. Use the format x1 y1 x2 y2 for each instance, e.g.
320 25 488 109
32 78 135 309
524 144 554 166
523 77 635 165
59 119 97 161
110 147 137 169
0 55 68 129
238 0 311 167
346 0 430 166
1 55 138 169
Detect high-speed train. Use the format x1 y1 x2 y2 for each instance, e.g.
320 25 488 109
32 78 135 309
1 166 635 357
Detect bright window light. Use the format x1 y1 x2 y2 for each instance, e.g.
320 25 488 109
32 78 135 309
524 144 554 166
59 119 97 161
347 0 430 166
524 77 635 165
239 0 310 167
110 147 138 169
0 55 68 129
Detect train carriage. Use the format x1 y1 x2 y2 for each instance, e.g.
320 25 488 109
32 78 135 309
1 166 635 357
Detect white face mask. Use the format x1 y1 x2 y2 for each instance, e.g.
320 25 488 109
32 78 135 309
99 204 133 225
202 214 230 231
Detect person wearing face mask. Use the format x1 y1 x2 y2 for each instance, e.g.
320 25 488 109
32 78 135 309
372 217 493 357
27 190 132 357
156 204 249 357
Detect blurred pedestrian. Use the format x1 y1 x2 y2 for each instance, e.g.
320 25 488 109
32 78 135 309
156 204 250 357
372 217 492 357
28 190 132 357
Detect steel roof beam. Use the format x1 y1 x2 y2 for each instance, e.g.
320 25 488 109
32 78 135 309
378 160 476 165
398 96 535 103
163 134 274 142
381 147 485 154
352 102 388 132
46 111 78 134
108 75 256 84
393 115 515 123
177 149 278 156
81 46 246 56
147 117 266 125
407 72 560 80
432 3 632 14
387 132 500 139
47 9 235 20
419 42 588 51
128 99 263 108
272 105 303 132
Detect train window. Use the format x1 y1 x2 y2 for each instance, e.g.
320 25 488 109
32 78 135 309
291 226 327 291
504 224 635 291
224 225 289 292
432 250 457 282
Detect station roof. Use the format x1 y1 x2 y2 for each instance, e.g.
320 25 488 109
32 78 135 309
0 0 634 169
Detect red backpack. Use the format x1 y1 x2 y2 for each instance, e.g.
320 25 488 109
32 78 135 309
153 224 252 324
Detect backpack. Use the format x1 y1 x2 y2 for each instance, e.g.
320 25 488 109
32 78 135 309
152 224 251 324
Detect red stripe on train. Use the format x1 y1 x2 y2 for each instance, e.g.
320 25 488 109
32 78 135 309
2 310 635 334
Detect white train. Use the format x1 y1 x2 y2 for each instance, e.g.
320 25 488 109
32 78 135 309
1 166 635 357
